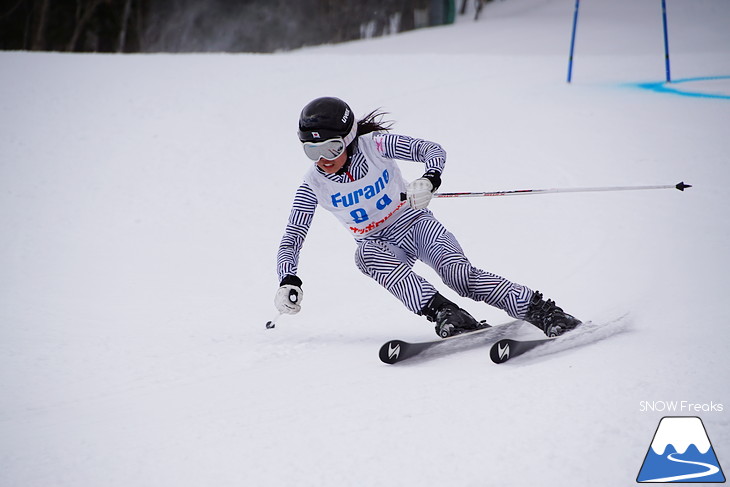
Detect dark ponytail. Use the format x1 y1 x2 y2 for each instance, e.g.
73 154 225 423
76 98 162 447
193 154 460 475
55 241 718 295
356 109 393 136
343 109 394 164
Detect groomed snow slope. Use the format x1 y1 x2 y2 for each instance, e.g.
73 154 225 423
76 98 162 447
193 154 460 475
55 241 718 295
1 0 729 486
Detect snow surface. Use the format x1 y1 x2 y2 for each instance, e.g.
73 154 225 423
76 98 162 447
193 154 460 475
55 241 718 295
1 0 729 485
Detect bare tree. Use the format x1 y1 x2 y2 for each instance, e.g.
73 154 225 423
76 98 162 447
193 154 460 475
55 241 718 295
31 0 50 49
66 0 105 51
117 0 132 51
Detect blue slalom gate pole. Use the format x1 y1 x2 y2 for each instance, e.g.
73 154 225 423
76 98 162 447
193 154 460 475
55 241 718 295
567 0 580 83
661 0 672 82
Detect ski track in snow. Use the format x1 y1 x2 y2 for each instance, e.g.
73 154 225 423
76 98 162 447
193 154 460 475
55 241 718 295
509 314 633 362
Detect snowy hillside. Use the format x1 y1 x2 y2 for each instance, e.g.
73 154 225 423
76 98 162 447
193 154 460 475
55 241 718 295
2 0 729 486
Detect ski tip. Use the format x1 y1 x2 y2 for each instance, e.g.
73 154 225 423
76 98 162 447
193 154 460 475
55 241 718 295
379 340 406 365
490 339 514 364
676 181 692 191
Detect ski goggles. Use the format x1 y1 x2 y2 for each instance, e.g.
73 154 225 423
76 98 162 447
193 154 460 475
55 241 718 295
302 137 346 161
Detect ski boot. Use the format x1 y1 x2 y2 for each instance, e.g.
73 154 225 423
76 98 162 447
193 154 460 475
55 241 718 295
523 291 582 337
421 293 487 338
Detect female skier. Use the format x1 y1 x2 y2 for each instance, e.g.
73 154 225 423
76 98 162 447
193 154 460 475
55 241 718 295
275 96 581 338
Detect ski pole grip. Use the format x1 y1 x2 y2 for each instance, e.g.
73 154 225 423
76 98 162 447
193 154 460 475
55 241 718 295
400 192 407 201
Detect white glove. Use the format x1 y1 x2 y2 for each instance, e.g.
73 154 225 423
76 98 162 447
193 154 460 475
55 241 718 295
406 177 434 210
275 284 303 314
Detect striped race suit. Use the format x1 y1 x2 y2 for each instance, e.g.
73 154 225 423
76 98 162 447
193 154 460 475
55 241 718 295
277 132 534 319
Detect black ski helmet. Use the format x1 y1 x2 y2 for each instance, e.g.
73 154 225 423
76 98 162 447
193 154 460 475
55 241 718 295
297 97 357 145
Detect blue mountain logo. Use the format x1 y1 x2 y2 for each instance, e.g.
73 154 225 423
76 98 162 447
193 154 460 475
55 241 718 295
637 416 725 483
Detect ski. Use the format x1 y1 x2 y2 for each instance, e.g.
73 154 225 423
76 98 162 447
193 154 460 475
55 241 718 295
489 337 552 364
489 315 628 363
381 315 628 365
379 320 522 364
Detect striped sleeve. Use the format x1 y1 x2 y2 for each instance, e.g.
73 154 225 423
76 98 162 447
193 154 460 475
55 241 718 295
276 182 318 282
378 133 446 174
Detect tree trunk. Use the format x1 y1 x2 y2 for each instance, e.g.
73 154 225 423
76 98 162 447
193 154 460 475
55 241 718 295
66 0 102 51
117 0 133 52
32 0 50 50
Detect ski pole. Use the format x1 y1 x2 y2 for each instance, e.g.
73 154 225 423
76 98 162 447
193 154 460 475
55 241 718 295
265 312 282 329
401 181 690 201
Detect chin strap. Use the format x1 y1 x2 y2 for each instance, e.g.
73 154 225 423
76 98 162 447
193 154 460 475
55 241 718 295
335 156 355 181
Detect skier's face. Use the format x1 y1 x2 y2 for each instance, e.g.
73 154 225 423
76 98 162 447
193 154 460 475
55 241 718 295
316 150 347 174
